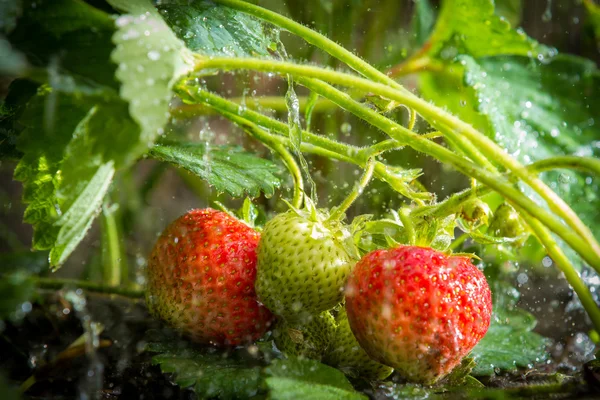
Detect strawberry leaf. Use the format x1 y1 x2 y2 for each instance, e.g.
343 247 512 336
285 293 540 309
149 142 280 198
264 358 366 400
108 0 195 151
425 0 545 59
158 0 275 57
146 335 266 399
471 277 550 375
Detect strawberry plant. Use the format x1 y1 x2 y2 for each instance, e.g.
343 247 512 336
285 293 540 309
1 0 600 398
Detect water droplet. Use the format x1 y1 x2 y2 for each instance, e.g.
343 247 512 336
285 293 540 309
147 50 161 60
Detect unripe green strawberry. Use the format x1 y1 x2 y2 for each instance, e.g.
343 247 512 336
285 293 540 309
255 206 355 321
345 245 492 384
146 208 274 346
273 311 337 360
324 307 393 381
488 203 526 238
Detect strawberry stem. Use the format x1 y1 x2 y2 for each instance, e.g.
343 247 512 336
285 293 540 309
399 208 416 246
329 159 376 221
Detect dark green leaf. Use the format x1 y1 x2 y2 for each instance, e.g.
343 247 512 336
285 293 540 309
150 142 280 198
426 0 544 59
0 79 38 160
158 1 275 57
470 269 550 376
265 377 366 400
109 0 194 149
411 0 436 48
471 325 550 376
0 371 20 400
264 358 356 392
146 334 265 400
8 0 118 88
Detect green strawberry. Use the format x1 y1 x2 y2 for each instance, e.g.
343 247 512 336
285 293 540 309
255 204 355 321
324 307 394 381
273 311 337 360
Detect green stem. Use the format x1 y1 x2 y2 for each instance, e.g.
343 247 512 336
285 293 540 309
361 139 403 158
194 56 600 260
399 208 416 246
329 159 376 221
172 96 335 118
219 110 305 209
100 202 124 286
414 156 600 220
191 57 600 269
211 0 406 91
175 85 428 200
33 277 144 298
291 77 600 271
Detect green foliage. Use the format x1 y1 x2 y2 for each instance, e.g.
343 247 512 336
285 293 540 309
147 339 264 399
8 0 117 88
410 0 436 48
0 37 26 75
426 0 543 59
470 274 550 376
462 54 600 263
150 142 280 198
109 0 194 147
147 333 366 400
158 1 275 56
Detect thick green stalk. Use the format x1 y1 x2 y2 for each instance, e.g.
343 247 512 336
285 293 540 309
193 56 600 260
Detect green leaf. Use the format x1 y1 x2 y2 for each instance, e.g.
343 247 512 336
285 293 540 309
14 91 142 267
461 54 600 258
149 142 280 198
146 334 265 399
426 0 544 59
411 0 436 48
109 0 195 149
495 0 522 27
264 358 357 392
265 377 366 400
470 325 550 376
158 1 275 57
8 0 118 88
470 270 550 376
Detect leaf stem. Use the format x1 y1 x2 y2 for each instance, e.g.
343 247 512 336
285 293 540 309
399 208 416 246
329 159 375 221
33 277 144 298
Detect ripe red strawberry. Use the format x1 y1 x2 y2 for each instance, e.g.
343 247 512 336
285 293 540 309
345 245 492 384
146 208 273 346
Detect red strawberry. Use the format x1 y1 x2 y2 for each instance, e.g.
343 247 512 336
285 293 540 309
146 208 273 346
345 245 491 384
